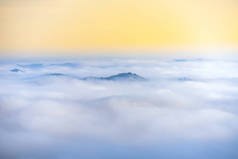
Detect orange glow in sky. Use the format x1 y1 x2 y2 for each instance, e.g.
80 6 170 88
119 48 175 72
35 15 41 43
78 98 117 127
0 0 238 56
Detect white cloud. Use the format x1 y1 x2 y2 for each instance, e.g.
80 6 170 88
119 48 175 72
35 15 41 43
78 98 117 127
0 57 238 158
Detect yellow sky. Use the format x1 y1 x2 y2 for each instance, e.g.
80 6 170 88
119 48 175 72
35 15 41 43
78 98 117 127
0 0 238 55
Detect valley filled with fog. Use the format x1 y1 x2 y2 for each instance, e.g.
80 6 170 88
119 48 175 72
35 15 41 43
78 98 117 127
0 57 238 159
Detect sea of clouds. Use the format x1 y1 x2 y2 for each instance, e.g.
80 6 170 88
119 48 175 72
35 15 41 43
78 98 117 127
0 57 238 159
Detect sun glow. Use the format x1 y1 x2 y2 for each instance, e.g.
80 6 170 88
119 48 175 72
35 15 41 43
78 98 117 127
0 0 238 55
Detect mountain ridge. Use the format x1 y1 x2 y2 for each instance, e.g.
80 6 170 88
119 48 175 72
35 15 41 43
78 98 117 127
82 72 146 81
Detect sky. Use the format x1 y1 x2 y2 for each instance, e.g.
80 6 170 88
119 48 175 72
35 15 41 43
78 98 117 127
0 0 238 56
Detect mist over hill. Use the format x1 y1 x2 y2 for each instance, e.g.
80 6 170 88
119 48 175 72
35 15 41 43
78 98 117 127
1 57 238 159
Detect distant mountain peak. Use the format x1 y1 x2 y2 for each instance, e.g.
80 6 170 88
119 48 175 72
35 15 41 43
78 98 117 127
104 72 145 80
50 63 78 68
83 72 146 81
10 68 23 73
17 64 43 69
45 73 65 76
25 72 146 83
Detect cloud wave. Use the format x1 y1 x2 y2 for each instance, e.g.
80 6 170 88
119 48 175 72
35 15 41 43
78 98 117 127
0 57 238 159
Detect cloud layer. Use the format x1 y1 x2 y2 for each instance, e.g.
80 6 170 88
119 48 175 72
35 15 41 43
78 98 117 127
0 57 238 159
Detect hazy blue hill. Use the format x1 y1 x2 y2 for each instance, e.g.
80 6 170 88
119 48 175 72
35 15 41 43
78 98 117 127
22 72 146 83
50 63 78 68
10 68 23 72
43 73 66 77
83 72 146 81
18 64 43 69
41 73 80 79
23 73 78 83
174 59 188 62
173 58 204 62
103 72 146 81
